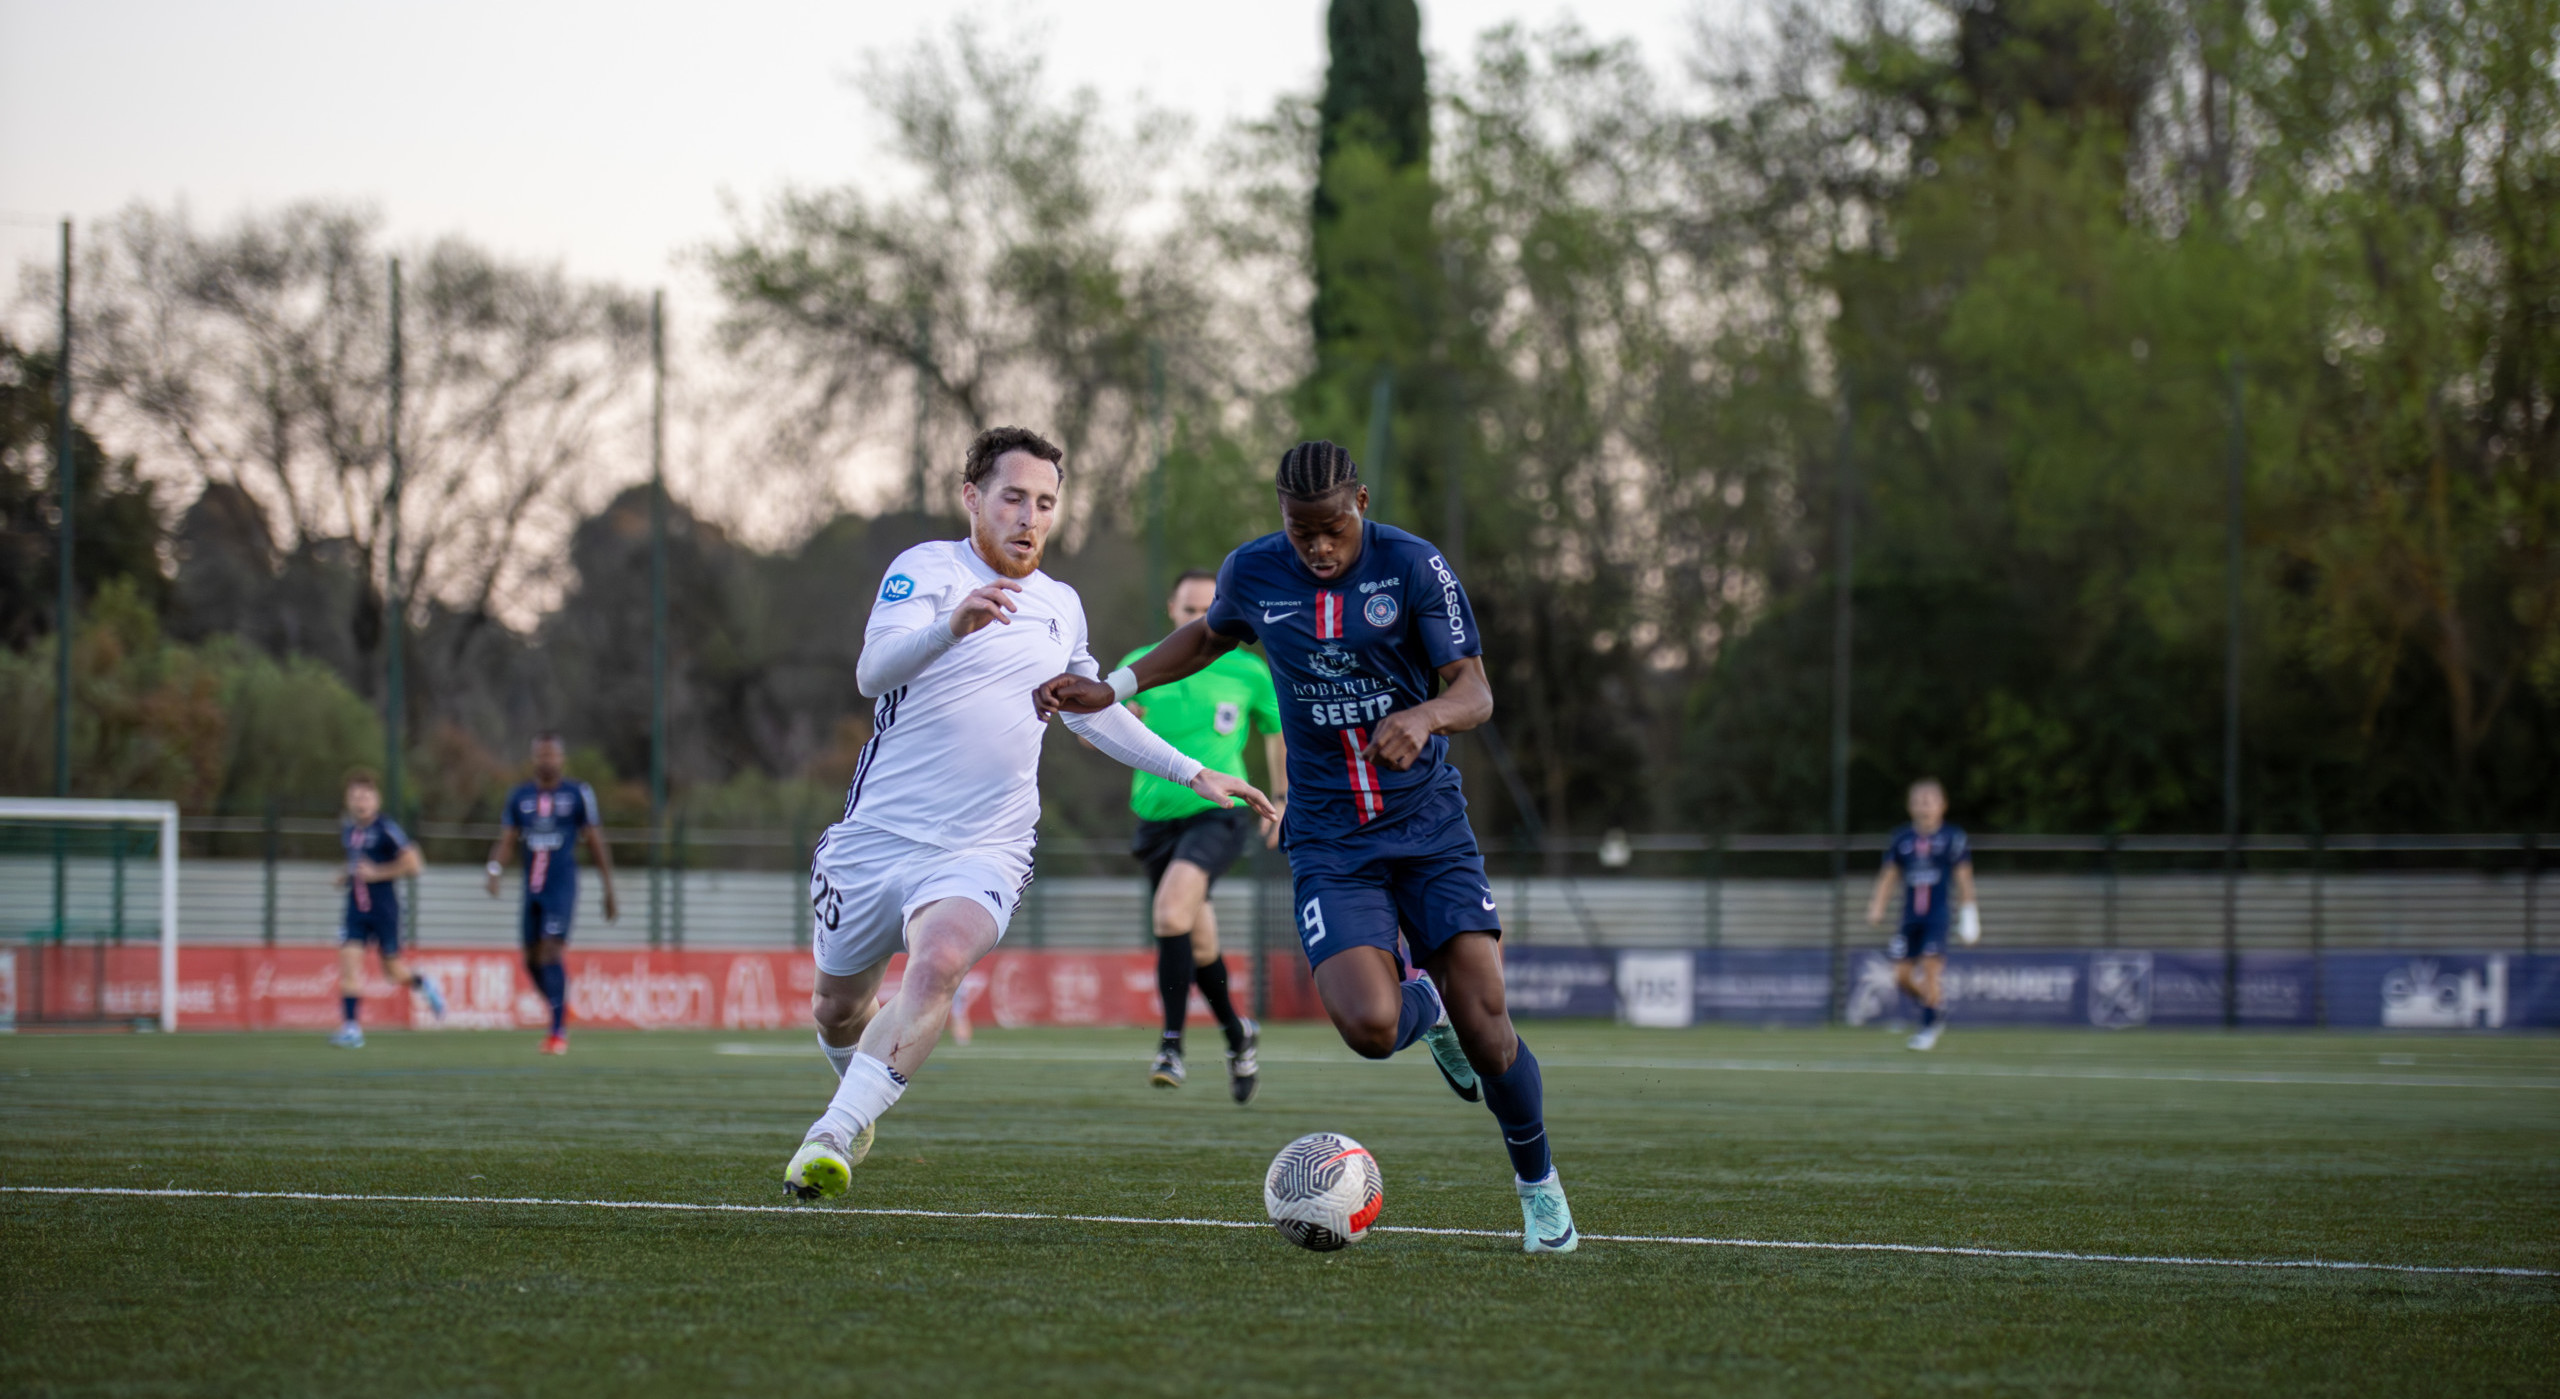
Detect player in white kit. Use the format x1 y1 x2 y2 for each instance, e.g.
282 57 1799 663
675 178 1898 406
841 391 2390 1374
785 427 1276 1200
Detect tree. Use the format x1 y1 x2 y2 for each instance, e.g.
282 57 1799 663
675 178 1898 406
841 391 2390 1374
0 336 168 649
67 201 649 701
708 25 1258 543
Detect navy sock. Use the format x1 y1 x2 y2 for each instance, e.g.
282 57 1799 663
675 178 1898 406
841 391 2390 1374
538 963 567 1033
1155 934 1193 1042
1920 1004 1940 1029
1484 1035 1554 1183
340 996 359 1026
1390 976 1443 1054
1193 957 1246 1045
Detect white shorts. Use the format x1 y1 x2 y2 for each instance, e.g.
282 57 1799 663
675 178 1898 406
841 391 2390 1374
807 823 1033 978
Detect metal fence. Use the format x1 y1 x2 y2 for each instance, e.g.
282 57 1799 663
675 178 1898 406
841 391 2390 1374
6 821 2547 958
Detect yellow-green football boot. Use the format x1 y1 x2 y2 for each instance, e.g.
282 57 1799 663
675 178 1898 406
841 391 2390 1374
783 1124 874 1201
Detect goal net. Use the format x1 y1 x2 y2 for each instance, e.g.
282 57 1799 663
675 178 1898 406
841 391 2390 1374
0 799 179 1031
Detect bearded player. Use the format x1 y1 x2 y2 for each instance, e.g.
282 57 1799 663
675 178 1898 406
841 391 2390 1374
1036 440 1577 1254
783 427 1275 1201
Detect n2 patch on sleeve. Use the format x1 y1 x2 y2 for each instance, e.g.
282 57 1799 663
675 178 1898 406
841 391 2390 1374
880 574 917 602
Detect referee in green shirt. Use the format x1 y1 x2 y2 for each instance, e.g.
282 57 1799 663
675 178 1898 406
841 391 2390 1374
1125 569 1287 1102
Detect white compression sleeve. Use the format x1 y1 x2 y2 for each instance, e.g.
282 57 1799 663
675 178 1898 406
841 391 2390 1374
1061 703 1207 788
855 618 958 698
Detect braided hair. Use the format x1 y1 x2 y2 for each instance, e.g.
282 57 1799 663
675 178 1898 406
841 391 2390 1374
1275 440 1361 500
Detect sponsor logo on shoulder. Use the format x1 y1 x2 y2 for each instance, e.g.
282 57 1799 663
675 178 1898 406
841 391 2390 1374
881 573 917 602
1425 555 1465 645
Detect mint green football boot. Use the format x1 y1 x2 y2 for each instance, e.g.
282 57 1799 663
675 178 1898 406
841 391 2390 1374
1517 1172 1579 1254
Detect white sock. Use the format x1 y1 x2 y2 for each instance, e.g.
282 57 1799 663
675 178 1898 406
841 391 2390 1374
812 1050 905 1143
817 1032 856 1079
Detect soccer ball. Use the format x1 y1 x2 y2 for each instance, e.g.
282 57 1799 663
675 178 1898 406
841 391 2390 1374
1264 1131 1383 1251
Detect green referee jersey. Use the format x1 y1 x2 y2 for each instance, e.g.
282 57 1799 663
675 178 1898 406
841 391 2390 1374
1119 641 1284 822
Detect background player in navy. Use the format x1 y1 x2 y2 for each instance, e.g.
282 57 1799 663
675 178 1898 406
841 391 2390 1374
331 769 444 1047
1037 440 1577 1253
483 734 619 1054
1865 776 1980 1051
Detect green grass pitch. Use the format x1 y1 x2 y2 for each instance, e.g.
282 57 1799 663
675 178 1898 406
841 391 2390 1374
4 1023 2555 1397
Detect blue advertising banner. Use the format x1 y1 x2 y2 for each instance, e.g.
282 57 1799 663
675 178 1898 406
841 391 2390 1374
2118 953 2319 1028
1845 950 2086 1026
1501 947 1617 1019
2323 954 2560 1029
1693 950 1832 1024
1508 946 2560 1029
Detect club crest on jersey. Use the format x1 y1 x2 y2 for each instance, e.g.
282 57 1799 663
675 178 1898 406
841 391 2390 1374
1362 593 1399 628
880 574 917 602
1214 700 1242 735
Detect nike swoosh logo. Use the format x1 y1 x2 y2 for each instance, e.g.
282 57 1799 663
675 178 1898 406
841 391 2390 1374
1481 897 1498 911
1263 608 1300 623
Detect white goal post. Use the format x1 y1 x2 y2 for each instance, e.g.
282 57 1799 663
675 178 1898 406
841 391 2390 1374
0 798 180 1032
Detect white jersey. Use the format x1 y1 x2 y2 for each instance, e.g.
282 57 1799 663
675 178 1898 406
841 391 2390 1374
834 539 1097 851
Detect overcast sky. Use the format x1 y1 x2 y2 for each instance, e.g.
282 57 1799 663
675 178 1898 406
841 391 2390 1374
1 0 1713 303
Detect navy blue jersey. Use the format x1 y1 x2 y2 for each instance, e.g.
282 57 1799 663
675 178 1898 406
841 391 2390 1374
502 781 601 904
1205 522 1482 843
341 815 412 923
1884 823 1970 923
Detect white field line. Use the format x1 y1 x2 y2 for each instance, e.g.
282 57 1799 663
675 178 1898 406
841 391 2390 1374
5 1186 2552 1280
710 1043 2560 1091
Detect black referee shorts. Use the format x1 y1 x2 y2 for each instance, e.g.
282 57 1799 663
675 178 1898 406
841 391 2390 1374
1131 807 1254 893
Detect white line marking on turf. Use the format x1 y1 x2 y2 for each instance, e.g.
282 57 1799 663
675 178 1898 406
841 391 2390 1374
6 1186 2551 1280
710 1043 2560 1090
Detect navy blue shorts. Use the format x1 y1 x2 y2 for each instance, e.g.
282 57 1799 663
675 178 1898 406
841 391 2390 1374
1889 918 1948 961
341 911 402 956
520 898 575 946
1287 791 1501 968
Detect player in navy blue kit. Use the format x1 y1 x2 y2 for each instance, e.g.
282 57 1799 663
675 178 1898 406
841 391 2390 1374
1864 777 1979 1051
1036 440 1576 1253
483 734 619 1054
331 770 445 1047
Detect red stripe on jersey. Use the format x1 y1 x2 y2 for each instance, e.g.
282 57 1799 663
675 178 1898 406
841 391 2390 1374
1318 591 1343 640
1340 727 1385 824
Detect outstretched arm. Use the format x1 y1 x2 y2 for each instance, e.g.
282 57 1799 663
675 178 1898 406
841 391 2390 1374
1866 864 1900 926
583 825 620 923
484 826 519 898
1033 618 1243 718
1060 703 1278 820
1363 657 1495 772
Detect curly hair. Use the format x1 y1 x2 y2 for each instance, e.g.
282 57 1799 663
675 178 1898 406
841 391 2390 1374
963 426 1066 487
1276 439 1360 500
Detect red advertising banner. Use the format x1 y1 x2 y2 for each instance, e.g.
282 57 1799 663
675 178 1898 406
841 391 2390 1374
0 944 1323 1032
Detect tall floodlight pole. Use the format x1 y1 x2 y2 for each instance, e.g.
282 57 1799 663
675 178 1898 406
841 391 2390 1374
1147 341 1167 605
1365 371 1394 522
53 220 74 801
51 220 74 940
383 259 406 822
649 291 669 950
1827 382 1856 1022
910 305 932 516
2221 359 2246 1028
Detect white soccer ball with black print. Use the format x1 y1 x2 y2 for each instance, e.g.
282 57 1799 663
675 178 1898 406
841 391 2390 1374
1264 1131 1383 1251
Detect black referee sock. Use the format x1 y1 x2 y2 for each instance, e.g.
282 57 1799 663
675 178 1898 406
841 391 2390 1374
1193 957 1246 1049
1156 934 1194 1042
